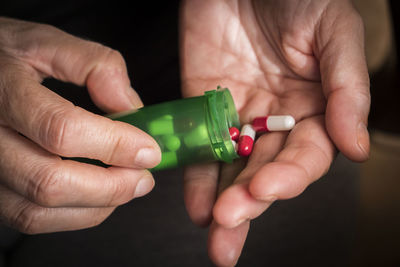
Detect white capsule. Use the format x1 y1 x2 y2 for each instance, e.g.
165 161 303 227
251 115 295 132
267 115 295 131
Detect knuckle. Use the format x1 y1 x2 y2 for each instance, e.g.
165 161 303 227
88 209 112 228
27 164 64 207
357 88 371 106
105 175 133 206
95 45 127 76
351 11 364 28
38 106 79 154
33 22 58 34
346 9 365 35
102 47 125 67
104 129 129 164
351 84 371 111
12 202 45 234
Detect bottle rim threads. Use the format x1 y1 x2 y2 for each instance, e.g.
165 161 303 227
205 87 240 163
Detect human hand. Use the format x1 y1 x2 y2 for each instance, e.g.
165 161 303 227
0 17 161 234
180 0 370 266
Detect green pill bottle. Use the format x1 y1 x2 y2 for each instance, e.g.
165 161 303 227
109 87 240 171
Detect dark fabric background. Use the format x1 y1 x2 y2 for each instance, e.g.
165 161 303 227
368 0 400 134
1 2 359 266
2 156 359 267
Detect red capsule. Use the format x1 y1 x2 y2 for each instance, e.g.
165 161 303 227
237 124 256 157
238 136 253 157
229 127 240 141
252 116 270 132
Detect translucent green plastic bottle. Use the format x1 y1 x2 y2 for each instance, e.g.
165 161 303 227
109 87 240 171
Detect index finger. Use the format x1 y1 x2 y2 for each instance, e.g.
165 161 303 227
0 65 160 168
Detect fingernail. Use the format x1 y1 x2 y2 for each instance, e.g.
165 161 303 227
253 194 277 202
135 147 161 168
357 122 370 158
126 87 144 109
134 176 155 198
234 217 249 228
264 195 278 202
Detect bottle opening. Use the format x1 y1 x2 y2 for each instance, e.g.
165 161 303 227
205 87 240 163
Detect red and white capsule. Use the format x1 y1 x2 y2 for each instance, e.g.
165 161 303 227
229 127 240 142
237 124 256 157
252 115 295 132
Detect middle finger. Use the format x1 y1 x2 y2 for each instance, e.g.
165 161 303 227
0 126 154 208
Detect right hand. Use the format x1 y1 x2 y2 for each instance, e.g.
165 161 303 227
0 17 161 234
180 0 370 266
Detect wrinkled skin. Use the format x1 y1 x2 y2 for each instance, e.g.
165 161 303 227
0 17 161 234
0 0 370 266
180 0 370 266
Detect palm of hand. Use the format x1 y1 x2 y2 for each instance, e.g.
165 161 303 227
180 0 367 266
181 0 332 195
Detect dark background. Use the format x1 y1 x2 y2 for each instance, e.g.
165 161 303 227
1 1 398 266
369 0 400 134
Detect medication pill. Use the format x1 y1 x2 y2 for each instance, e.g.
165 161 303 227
229 127 240 141
148 114 174 136
252 115 295 132
183 124 209 148
161 135 181 152
237 124 256 157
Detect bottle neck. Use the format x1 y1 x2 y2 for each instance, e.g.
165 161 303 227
204 88 239 163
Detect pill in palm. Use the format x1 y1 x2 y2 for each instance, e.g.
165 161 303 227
252 115 295 132
237 124 256 157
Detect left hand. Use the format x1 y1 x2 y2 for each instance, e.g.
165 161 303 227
0 17 160 234
180 0 370 266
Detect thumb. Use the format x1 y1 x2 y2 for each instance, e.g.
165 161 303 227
316 3 370 162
